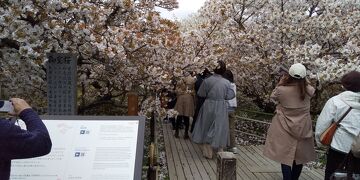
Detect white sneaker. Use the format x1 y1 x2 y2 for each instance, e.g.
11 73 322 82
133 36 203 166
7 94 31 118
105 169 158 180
230 147 240 154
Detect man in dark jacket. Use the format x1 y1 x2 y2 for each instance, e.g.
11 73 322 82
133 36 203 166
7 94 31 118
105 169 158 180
0 98 52 180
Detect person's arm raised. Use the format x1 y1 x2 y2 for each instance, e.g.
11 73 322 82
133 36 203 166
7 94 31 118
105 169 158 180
0 98 52 160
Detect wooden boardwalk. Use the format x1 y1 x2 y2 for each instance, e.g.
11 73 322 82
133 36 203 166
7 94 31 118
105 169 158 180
162 123 325 180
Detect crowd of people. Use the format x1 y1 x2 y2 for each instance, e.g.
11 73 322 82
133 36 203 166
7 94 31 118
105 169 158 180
162 61 240 159
163 61 360 180
1 61 359 180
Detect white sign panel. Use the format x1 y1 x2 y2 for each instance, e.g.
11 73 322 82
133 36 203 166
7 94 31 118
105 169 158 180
10 116 145 180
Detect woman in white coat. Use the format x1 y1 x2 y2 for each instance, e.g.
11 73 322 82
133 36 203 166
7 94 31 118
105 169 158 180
222 69 239 153
315 71 360 180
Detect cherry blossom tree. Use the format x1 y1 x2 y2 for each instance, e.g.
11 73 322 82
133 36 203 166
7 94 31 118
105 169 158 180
0 0 182 114
179 0 360 112
1 0 359 115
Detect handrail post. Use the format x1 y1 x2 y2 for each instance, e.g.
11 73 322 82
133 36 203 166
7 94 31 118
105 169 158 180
150 111 155 142
147 111 157 180
217 152 237 180
127 91 138 115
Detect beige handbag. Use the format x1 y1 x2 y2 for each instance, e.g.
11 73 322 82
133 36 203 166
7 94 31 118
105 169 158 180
351 132 360 158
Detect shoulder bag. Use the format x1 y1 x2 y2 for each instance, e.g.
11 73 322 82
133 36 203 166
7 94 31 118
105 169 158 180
320 107 352 146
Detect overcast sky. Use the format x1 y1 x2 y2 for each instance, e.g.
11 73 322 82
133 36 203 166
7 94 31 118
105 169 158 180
156 0 206 20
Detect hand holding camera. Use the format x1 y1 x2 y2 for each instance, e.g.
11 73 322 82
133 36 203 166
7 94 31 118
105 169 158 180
0 100 14 114
0 98 31 116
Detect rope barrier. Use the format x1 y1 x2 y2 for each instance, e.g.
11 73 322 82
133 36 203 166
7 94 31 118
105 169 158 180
235 115 271 125
234 115 326 154
234 130 266 139
238 109 274 116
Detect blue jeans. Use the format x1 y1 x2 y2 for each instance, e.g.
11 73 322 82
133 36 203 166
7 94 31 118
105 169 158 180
281 161 303 180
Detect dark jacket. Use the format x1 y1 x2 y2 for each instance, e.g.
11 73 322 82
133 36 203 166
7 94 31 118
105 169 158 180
0 109 52 180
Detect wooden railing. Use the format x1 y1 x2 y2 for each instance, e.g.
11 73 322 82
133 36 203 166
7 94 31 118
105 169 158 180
234 109 326 154
147 112 157 180
234 115 270 140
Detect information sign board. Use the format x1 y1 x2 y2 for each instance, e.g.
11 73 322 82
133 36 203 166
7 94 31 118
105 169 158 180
10 116 145 180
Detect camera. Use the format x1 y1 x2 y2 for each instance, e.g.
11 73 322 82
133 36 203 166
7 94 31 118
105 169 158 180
278 65 288 76
0 100 14 113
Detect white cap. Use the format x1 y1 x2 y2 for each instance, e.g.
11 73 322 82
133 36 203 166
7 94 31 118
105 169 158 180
289 63 306 79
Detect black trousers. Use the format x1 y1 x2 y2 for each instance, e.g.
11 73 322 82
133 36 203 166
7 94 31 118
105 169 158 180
190 97 205 133
281 161 303 180
325 148 360 180
176 115 189 134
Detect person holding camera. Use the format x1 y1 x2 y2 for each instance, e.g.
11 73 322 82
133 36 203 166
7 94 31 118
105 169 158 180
0 98 52 180
263 63 316 180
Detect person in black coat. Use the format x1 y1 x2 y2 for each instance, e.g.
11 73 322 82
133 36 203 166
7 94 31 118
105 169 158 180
190 69 212 133
0 98 52 180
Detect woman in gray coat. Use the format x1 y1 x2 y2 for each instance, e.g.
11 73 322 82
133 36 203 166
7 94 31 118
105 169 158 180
191 61 235 159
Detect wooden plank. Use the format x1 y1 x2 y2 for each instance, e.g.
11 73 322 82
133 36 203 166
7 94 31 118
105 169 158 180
183 135 214 180
244 146 269 165
206 150 217 172
162 124 177 180
236 173 243 180
163 123 324 180
250 145 279 167
263 172 281 180
238 146 271 180
276 172 283 179
301 172 315 180
302 171 317 180
229 146 255 180
269 173 283 180
248 145 283 173
178 131 202 179
250 145 311 179
249 145 282 174
304 167 325 180
173 129 194 180
254 145 323 180
232 156 251 180
251 145 311 180
311 168 325 179
299 173 308 180
189 139 217 179
193 143 217 173
235 147 262 180
165 124 186 180
234 157 254 180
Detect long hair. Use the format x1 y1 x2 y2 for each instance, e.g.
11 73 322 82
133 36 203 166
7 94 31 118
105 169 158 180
341 71 360 92
213 60 226 75
222 69 234 83
278 74 308 100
